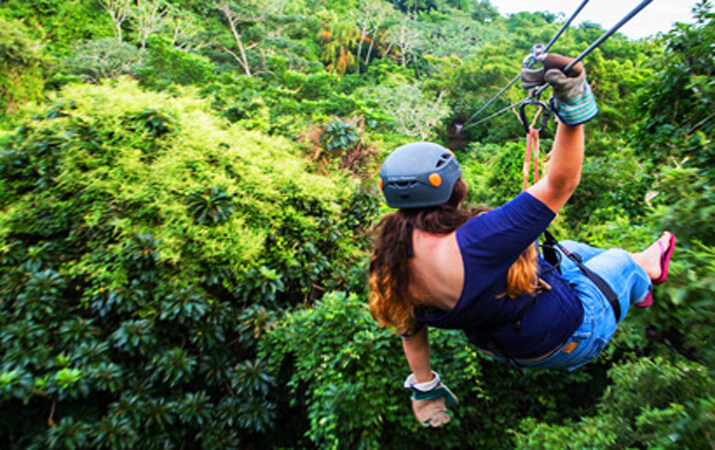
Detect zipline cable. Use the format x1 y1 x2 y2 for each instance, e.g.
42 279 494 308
460 0 590 129
542 0 590 54
533 0 655 98
460 76 520 128
467 0 654 129
466 100 528 128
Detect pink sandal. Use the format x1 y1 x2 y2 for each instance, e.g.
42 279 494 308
653 232 676 285
634 232 676 308
635 291 653 308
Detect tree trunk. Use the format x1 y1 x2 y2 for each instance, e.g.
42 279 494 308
365 29 377 65
235 34 252 77
220 6 252 77
356 29 367 74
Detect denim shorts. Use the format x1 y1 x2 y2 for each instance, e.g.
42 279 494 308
516 240 652 370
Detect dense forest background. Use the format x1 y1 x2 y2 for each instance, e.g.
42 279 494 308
0 0 712 448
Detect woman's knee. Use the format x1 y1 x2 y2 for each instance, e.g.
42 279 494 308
605 248 630 261
587 248 637 277
588 248 650 317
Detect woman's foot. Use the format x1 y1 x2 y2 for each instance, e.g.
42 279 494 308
632 232 676 282
632 232 676 308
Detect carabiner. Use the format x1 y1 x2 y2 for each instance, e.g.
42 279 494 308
519 98 550 134
522 43 546 69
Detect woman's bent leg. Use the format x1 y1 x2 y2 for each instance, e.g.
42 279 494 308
585 248 652 322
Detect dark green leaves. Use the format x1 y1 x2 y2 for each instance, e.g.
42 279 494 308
320 119 362 154
187 186 235 225
129 108 176 138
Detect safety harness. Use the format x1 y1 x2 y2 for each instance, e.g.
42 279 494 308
542 229 621 323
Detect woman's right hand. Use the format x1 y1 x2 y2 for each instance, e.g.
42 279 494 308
521 53 598 126
541 54 587 103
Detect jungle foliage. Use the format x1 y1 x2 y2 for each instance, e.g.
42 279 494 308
0 0 712 448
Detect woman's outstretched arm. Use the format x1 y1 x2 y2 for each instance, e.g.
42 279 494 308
527 122 584 213
523 53 597 213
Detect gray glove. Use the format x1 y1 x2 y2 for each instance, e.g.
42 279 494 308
521 53 586 102
521 53 597 125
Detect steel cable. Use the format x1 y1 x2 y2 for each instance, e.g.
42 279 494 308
461 0 591 129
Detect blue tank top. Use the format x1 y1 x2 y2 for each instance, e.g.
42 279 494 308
415 192 584 359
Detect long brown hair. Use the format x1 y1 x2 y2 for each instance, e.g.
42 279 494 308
368 179 538 334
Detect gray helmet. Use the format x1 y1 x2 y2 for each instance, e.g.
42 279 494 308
379 142 462 209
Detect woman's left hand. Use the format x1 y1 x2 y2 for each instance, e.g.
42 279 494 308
404 371 458 427
412 396 454 427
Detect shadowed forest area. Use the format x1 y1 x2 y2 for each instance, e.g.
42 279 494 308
0 0 712 448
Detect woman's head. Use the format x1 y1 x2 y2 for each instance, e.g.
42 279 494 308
370 142 469 333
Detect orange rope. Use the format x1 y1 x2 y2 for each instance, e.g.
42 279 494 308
522 128 540 191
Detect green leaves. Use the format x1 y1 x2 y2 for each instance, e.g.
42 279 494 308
175 391 214 427
55 367 82 389
187 186 235 225
110 319 156 353
230 359 274 397
150 347 198 388
321 119 362 153
158 287 207 323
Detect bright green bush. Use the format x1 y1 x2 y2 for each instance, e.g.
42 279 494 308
0 78 376 447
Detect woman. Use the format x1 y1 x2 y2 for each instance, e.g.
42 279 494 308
368 54 676 427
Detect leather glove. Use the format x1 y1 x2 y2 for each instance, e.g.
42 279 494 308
404 371 458 427
521 53 598 126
